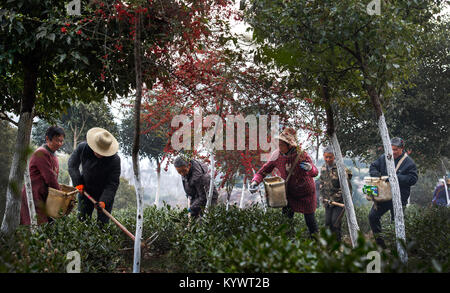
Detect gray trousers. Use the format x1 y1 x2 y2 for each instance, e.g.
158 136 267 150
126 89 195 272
325 205 344 242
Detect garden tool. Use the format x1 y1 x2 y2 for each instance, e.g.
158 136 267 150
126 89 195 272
323 198 345 208
79 190 158 248
333 206 346 229
323 199 345 229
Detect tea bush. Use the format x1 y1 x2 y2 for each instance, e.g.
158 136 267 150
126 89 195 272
383 205 450 272
0 214 125 273
1 202 449 273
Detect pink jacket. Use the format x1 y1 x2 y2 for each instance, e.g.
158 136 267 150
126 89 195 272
252 149 318 214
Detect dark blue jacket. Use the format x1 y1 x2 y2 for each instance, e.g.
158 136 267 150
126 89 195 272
369 152 418 204
68 142 121 205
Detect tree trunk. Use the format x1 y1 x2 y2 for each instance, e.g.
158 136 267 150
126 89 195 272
154 159 161 208
206 153 216 210
24 159 37 228
331 133 360 247
366 83 408 263
226 190 231 211
132 12 144 273
206 99 224 210
1 59 38 236
378 113 408 262
321 79 360 247
73 125 78 153
239 175 246 209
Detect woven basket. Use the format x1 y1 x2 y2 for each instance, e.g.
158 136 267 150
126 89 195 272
263 176 288 208
46 184 77 219
364 176 392 202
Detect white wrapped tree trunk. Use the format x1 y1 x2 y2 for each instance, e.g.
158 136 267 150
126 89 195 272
331 133 359 247
239 176 246 209
154 166 161 208
206 153 216 211
378 113 408 263
132 164 144 273
24 159 37 228
132 12 144 273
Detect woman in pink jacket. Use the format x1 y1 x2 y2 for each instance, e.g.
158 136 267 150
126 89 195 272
249 127 319 237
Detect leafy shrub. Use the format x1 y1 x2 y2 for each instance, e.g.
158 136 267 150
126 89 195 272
383 205 450 272
1 202 448 273
0 213 125 273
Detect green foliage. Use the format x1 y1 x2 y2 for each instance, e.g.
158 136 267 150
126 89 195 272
0 214 125 273
1 201 449 272
114 177 137 211
0 0 127 119
119 108 167 162
383 205 450 272
56 154 71 186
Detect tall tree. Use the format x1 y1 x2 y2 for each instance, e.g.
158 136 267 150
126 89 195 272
244 0 446 261
120 108 167 208
335 20 450 170
0 0 130 236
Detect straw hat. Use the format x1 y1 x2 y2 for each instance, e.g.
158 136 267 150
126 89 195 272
86 127 119 157
276 127 298 147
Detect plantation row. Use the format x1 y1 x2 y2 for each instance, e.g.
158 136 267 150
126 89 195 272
1 203 448 273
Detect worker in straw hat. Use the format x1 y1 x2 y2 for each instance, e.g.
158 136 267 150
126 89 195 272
68 127 121 226
249 127 319 238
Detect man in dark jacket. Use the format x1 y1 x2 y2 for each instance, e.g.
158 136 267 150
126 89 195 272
68 127 121 225
368 137 418 248
174 156 218 218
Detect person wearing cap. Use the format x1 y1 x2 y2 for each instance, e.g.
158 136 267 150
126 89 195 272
68 127 121 225
432 178 450 207
20 126 65 225
368 137 418 248
249 127 319 237
318 145 352 243
174 156 219 219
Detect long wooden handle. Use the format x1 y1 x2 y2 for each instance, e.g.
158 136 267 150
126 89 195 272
324 199 345 208
66 190 79 197
82 191 137 242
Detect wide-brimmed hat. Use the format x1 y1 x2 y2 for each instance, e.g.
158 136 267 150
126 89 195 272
275 127 298 147
86 127 119 157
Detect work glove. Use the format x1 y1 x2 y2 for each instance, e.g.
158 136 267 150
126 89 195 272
94 201 106 210
248 181 259 193
75 184 84 193
299 162 312 171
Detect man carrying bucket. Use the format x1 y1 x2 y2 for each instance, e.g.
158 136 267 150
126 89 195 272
20 126 65 225
368 137 418 248
319 145 352 243
249 127 319 238
68 127 121 226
